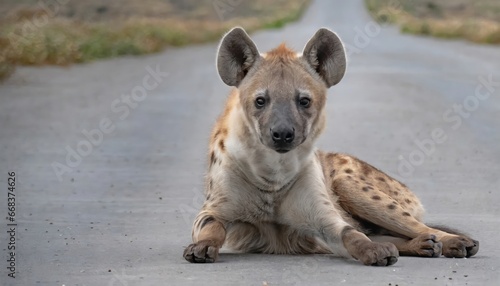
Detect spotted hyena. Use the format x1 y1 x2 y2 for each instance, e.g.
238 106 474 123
183 27 479 266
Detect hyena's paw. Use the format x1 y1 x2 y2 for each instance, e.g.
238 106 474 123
183 240 220 263
441 235 479 258
409 234 442 257
358 242 399 266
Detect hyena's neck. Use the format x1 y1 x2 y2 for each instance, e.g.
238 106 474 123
209 90 316 192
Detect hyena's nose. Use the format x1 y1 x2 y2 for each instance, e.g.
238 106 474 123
271 127 295 144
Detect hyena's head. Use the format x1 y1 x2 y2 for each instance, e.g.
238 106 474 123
217 27 346 154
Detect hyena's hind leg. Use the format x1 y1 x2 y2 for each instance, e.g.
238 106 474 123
427 225 479 258
370 234 442 257
328 155 479 258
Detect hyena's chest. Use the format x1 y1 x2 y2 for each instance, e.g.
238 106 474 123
214 153 300 223
233 188 284 223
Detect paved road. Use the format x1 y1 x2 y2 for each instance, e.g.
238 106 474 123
1 0 499 285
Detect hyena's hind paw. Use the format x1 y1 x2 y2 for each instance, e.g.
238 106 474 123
408 234 443 257
183 240 220 263
429 225 479 258
441 235 479 258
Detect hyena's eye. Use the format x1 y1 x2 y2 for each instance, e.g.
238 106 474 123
299 97 311 108
255 96 266 108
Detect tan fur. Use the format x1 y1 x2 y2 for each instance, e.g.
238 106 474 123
183 28 479 265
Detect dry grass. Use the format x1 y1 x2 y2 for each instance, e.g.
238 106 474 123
0 0 310 81
365 0 500 44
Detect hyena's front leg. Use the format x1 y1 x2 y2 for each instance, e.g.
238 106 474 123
280 169 399 266
340 226 399 266
183 209 226 263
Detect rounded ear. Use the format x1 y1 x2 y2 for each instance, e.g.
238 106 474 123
217 27 260 87
302 28 346 87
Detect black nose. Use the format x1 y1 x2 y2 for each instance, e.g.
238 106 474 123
271 127 295 144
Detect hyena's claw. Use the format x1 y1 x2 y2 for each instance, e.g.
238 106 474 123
183 240 219 263
467 239 480 257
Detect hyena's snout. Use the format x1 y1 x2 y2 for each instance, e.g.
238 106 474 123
266 107 299 153
271 125 295 146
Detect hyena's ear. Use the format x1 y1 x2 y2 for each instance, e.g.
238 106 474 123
217 27 260 87
302 28 346 87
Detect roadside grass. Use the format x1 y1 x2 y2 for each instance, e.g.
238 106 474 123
365 0 500 44
0 0 310 81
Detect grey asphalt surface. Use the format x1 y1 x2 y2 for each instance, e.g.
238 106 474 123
1 0 499 285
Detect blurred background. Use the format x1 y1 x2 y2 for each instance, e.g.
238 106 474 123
1 0 499 81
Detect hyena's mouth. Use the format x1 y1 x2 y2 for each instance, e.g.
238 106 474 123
275 149 291 154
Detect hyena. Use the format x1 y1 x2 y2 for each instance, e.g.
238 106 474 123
183 27 479 266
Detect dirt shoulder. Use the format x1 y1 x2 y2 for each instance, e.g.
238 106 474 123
0 0 310 80
365 0 500 44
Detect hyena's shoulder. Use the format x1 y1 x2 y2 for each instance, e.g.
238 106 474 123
207 89 240 166
316 150 410 192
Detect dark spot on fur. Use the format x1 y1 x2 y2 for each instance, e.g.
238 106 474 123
361 164 372 176
219 197 229 204
360 176 366 181
402 212 411 216
362 187 370 192
208 179 213 190
200 216 215 229
213 129 221 139
219 140 225 151
206 193 211 200
339 158 348 165
377 177 386 182
261 197 273 206
394 191 399 196
330 169 336 177
371 195 381 200
345 169 353 174
210 151 216 165
405 199 412 204
221 128 228 136
388 204 396 210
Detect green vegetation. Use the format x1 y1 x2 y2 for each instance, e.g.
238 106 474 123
365 0 500 44
0 0 310 81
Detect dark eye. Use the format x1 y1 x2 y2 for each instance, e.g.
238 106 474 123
299 97 311 108
255 96 266 108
